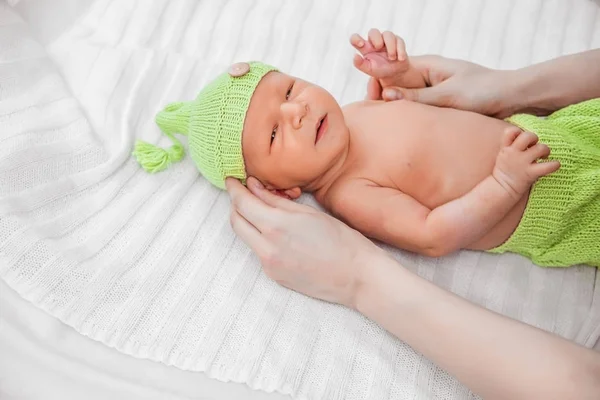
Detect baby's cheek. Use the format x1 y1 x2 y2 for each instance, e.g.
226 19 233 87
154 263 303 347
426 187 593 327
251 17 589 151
287 159 320 182
249 163 287 188
273 166 297 186
243 158 269 183
259 163 299 189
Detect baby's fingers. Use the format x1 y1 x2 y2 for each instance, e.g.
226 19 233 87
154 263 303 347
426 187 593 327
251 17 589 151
513 131 539 151
353 54 372 75
382 31 397 60
396 35 407 61
350 33 366 51
526 142 551 161
368 28 384 50
530 160 561 178
502 127 522 147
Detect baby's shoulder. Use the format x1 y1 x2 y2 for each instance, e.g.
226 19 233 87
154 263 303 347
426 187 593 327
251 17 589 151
342 100 387 140
318 176 375 216
342 100 380 114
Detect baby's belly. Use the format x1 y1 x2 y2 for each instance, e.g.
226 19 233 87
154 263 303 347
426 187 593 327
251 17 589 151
381 103 528 249
349 100 530 250
392 107 509 207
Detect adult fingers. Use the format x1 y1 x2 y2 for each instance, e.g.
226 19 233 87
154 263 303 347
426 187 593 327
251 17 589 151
226 178 279 229
382 84 451 107
366 77 382 100
229 210 273 255
409 55 462 83
246 177 311 213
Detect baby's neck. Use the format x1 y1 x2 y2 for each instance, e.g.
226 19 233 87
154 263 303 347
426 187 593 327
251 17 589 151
303 135 354 201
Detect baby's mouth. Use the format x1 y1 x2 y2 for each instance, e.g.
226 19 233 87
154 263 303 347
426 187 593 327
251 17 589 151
315 114 328 144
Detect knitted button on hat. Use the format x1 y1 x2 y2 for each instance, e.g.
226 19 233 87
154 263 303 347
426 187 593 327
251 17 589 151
132 61 278 189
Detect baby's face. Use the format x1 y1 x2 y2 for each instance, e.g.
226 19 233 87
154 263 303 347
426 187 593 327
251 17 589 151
242 71 349 191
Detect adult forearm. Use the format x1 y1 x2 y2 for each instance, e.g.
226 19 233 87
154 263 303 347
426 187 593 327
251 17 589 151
354 255 600 399
424 175 518 255
511 49 600 115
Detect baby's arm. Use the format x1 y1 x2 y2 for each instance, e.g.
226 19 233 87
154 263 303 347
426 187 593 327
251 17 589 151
333 178 515 257
332 127 560 256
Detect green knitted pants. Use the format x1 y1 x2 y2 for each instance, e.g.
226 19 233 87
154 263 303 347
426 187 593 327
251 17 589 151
489 98 600 267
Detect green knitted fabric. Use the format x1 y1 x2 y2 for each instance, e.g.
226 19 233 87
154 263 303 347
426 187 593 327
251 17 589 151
132 62 278 189
488 98 600 267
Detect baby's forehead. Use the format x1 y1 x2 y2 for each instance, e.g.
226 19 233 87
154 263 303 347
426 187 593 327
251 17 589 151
247 70 309 118
250 71 289 102
262 70 295 86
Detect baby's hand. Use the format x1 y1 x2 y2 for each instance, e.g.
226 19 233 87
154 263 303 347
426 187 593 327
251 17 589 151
350 29 410 86
493 127 560 199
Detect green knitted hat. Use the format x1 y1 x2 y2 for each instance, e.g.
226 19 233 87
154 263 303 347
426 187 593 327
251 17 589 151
132 61 278 189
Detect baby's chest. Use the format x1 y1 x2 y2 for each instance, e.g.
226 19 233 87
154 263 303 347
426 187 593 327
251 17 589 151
350 125 436 188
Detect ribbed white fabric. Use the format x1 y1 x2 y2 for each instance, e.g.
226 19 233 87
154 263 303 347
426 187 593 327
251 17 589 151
1 0 599 399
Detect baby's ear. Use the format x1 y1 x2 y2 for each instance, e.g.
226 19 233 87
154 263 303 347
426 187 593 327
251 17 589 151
284 187 302 200
268 187 302 200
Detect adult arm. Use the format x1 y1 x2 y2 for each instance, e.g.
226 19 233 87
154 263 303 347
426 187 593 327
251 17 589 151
227 177 600 400
356 251 600 400
372 49 600 118
511 49 600 115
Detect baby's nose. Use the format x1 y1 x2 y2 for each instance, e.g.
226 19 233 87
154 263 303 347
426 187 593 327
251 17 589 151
282 101 308 128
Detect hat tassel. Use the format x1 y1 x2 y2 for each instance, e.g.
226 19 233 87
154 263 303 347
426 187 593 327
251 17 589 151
132 102 189 173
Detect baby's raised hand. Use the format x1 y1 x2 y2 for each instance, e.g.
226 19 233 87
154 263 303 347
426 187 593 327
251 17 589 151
351 29 427 95
350 29 409 85
493 127 560 199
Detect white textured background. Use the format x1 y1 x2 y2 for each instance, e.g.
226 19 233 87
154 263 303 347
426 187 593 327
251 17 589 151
1 0 599 399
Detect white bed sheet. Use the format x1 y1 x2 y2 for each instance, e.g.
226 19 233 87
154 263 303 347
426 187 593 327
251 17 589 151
5 278 598 400
0 278 290 400
1 0 600 399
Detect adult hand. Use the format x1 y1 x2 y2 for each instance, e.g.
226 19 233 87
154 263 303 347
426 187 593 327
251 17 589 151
367 55 519 118
226 177 383 308
226 181 600 400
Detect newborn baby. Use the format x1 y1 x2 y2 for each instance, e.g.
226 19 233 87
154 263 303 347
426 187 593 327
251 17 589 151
133 29 600 267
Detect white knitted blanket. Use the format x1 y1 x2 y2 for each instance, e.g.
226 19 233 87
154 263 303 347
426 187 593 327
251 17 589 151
1 0 599 399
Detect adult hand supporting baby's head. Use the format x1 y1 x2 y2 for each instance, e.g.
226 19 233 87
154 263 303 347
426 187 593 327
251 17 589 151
226 177 384 309
370 55 518 119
